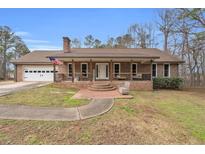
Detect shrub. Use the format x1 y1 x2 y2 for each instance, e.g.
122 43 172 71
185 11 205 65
153 77 184 89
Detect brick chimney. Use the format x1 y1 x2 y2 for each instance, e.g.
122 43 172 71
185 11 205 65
63 37 71 53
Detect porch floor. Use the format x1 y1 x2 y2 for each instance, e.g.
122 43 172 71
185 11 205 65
72 88 133 99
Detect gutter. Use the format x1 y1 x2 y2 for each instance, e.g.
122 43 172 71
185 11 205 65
46 56 160 59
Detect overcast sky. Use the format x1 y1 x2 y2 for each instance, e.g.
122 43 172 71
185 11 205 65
0 8 162 50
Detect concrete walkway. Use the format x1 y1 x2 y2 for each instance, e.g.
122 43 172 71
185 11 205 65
0 98 114 121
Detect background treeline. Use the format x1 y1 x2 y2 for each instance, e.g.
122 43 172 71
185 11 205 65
0 9 205 87
0 26 29 80
71 9 205 87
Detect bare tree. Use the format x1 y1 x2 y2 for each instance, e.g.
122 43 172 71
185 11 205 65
106 37 115 48
172 8 205 87
180 8 205 27
157 9 177 51
114 34 133 48
128 23 157 48
71 38 81 48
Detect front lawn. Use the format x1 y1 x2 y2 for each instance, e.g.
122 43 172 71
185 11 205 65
0 88 204 144
117 89 205 142
0 84 89 108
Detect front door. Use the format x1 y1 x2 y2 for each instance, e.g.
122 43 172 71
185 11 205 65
96 63 109 80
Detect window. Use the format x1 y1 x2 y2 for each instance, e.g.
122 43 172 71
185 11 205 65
67 63 72 77
33 71 37 73
164 64 170 77
114 63 120 77
96 65 98 78
81 63 88 77
46 71 50 73
29 70 32 73
38 71 41 73
152 64 157 78
42 71 45 73
132 63 138 76
25 70 28 73
106 65 109 78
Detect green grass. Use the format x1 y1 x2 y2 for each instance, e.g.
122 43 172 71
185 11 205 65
119 90 205 142
78 131 92 144
24 134 43 144
0 84 89 108
119 106 136 115
152 92 205 141
0 88 205 144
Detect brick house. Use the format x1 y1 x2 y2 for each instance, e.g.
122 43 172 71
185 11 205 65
11 37 183 90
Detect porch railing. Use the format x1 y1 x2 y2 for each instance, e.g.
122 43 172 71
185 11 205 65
55 72 92 82
55 72 151 82
112 73 151 81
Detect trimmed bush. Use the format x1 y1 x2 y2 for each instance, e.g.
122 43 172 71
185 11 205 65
153 77 184 89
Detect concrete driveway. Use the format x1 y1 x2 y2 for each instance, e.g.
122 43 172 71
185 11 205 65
0 81 51 96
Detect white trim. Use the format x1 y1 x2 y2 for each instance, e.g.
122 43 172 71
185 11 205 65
163 63 170 78
67 63 72 77
151 63 157 78
113 63 121 77
81 63 88 78
131 63 138 75
95 63 109 80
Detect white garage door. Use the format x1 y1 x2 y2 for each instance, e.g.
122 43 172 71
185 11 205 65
23 66 54 81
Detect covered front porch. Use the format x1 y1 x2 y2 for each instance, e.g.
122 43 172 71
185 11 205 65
55 58 154 83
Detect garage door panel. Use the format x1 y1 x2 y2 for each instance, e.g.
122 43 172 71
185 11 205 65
23 66 54 81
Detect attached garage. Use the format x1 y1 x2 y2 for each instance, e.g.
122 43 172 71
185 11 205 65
11 51 61 82
23 65 54 81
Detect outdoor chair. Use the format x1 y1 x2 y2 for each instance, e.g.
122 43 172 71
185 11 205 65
118 81 130 95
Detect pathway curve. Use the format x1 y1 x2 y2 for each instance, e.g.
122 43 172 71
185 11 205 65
0 98 114 121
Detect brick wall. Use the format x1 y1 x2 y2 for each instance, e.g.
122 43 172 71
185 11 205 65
56 80 153 90
157 64 163 77
138 64 151 73
112 80 153 91
57 63 67 74
15 62 179 82
157 64 179 77
170 64 178 77
16 65 23 82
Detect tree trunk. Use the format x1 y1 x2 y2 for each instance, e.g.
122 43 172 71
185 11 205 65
2 47 7 80
196 66 200 86
201 51 205 86
164 33 168 51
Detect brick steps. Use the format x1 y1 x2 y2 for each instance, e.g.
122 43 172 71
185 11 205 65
88 82 116 91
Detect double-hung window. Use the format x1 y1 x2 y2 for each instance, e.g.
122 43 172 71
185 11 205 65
114 63 120 77
81 63 88 77
152 63 157 78
132 63 138 76
67 63 72 77
164 64 170 77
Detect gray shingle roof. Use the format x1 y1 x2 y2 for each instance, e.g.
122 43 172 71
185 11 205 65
11 48 183 64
